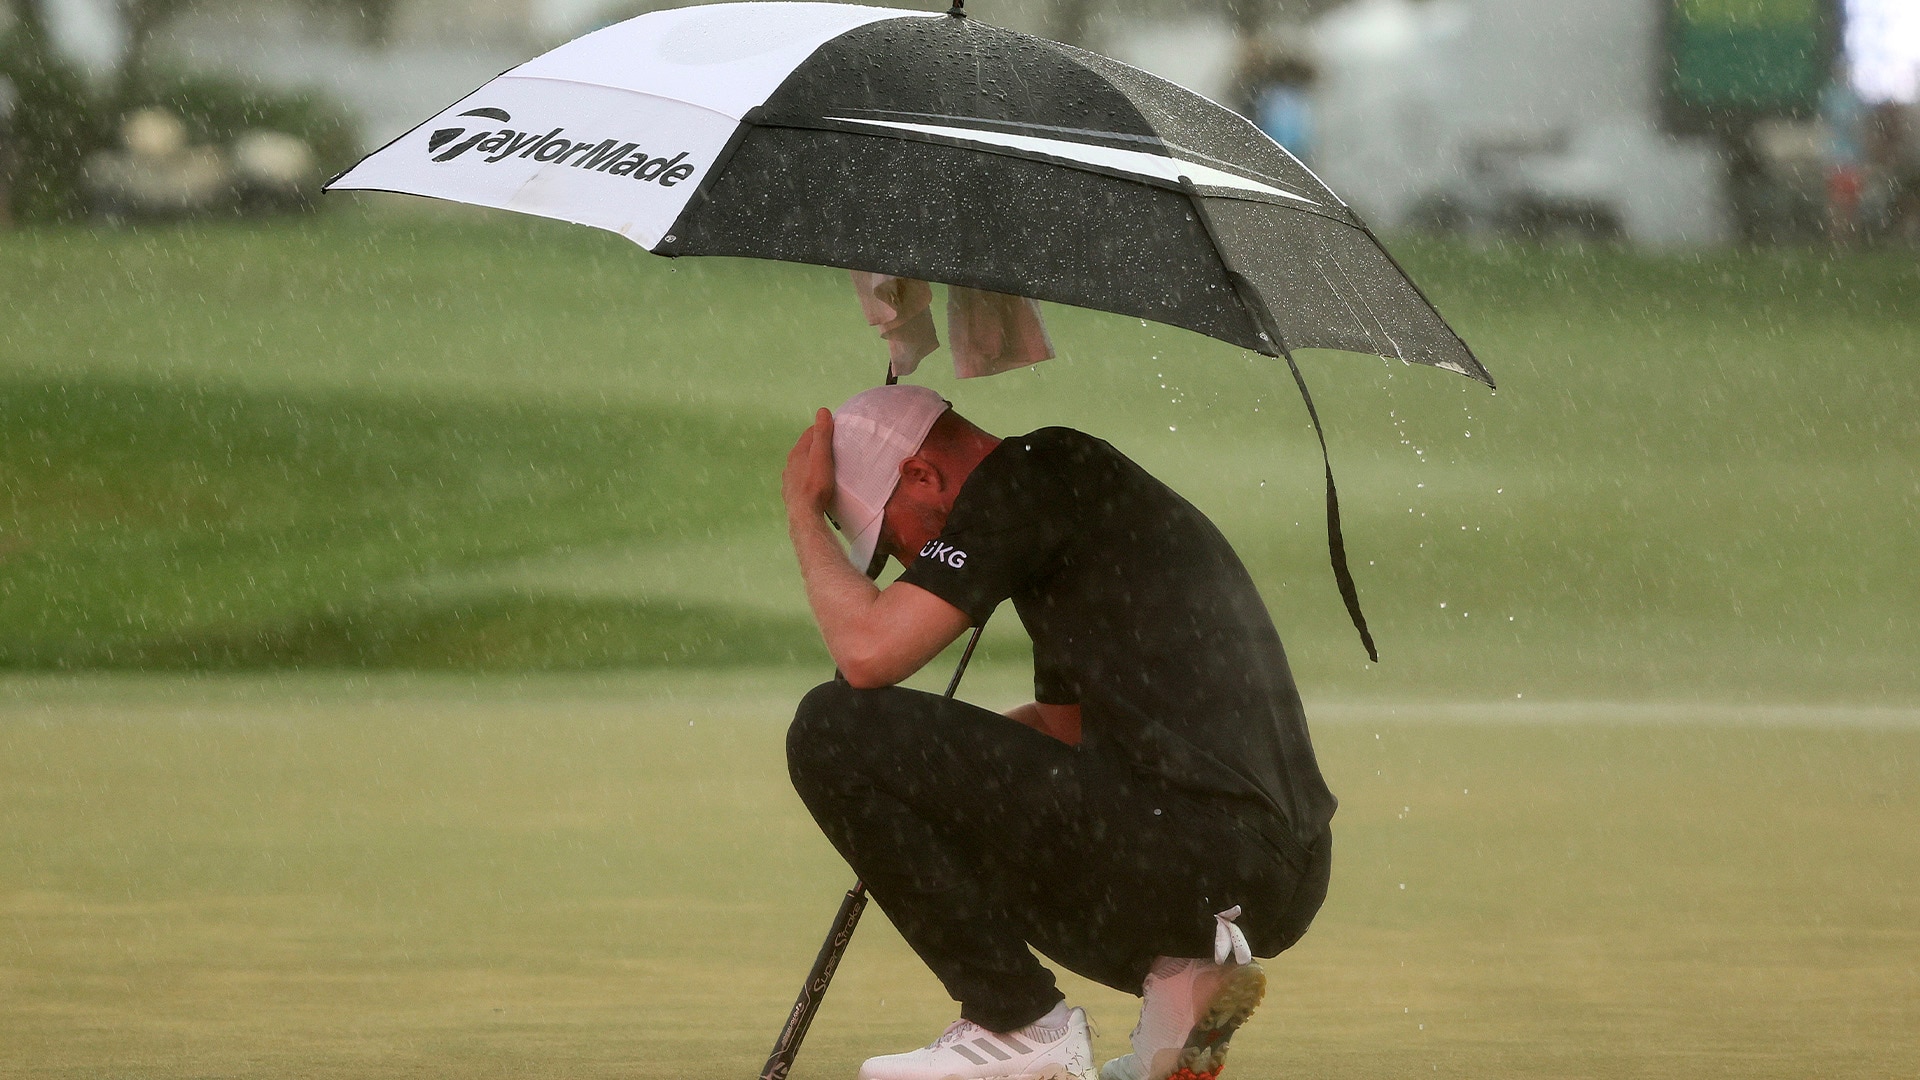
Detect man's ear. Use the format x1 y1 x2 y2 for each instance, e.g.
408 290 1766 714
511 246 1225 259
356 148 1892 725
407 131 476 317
898 455 942 492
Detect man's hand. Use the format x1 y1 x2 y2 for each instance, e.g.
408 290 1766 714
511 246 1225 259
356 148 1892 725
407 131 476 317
783 407 836 523
781 406 970 688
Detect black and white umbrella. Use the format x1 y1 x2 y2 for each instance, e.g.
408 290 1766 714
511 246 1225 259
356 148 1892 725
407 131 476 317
328 0 1495 660
328 0 1485 384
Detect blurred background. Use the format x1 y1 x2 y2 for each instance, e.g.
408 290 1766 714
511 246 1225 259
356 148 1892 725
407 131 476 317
4 0 1919 242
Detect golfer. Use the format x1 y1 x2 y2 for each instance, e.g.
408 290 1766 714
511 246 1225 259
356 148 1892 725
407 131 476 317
782 385 1335 1080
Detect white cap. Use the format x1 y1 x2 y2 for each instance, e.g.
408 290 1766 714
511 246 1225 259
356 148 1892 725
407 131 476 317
830 385 951 570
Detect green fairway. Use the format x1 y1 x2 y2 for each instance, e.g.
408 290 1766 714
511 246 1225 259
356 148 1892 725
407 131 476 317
3 209 1917 701
1 674 1915 1079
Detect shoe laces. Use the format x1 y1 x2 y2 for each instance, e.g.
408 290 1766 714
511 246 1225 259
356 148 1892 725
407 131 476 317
1213 906 1251 966
930 1010 1082 1052
930 1019 986 1050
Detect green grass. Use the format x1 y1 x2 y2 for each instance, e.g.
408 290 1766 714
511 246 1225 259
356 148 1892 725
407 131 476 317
2 209 1917 701
1 674 1915 1078
0 380 822 668
5 216 1916 1074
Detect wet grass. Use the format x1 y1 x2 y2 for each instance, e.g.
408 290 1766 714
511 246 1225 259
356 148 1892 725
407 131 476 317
1 673 1914 1079
2 210 1917 701
0 378 822 669
3 216 1915 1077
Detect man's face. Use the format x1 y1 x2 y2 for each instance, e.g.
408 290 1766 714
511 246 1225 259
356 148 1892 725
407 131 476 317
876 456 953 565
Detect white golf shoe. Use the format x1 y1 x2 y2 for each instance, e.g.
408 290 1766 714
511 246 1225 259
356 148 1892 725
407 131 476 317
857 1004 1095 1080
1097 958 1266 1080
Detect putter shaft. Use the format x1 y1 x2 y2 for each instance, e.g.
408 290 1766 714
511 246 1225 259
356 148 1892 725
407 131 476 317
756 622 986 1079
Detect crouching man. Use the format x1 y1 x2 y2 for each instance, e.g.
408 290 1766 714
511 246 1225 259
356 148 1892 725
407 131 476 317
782 385 1334 1080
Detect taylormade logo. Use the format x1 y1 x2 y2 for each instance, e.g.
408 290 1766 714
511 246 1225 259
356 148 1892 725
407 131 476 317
919 541 967 569
425 107 699 186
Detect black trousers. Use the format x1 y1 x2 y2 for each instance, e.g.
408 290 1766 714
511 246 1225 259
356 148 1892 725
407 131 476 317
787 681 1331 1033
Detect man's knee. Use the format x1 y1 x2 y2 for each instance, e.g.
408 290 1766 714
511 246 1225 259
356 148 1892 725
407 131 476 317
790 677 845 742
788 679 882 791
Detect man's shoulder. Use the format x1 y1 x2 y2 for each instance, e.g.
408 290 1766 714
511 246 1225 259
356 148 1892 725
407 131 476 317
968 428 1166 506
949 429 1107 519
1000 427 1123 467
965 428 1121 493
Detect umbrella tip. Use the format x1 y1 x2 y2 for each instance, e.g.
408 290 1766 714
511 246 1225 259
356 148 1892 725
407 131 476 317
946 0 965 16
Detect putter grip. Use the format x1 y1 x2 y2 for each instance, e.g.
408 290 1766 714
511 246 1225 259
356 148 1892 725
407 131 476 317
759 882 869 1080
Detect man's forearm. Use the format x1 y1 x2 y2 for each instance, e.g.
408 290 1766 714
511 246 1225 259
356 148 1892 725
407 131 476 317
788 507 885 659
786 508 971 688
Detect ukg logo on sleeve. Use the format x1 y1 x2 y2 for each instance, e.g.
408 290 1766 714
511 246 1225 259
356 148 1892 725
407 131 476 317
425 107 700 186
918 541 968 569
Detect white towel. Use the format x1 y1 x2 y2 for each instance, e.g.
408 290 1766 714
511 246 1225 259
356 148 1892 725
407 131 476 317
851 272 1053 380
850 270 939 378
947 285 1053 379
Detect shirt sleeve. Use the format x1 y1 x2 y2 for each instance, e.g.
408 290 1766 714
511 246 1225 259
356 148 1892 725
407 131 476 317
897 446 1060 626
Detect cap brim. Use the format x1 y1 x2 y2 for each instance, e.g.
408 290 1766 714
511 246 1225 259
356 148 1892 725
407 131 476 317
844 512 884 572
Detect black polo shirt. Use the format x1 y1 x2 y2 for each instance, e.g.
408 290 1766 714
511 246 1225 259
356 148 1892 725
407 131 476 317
898 427 1336 851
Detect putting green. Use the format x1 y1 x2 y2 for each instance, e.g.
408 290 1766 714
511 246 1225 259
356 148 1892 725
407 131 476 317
3 673 1914 1078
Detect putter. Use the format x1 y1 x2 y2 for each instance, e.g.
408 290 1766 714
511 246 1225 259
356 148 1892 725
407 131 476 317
758 620 988 1080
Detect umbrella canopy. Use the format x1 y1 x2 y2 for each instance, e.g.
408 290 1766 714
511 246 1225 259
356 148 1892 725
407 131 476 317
326 0 1488 385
